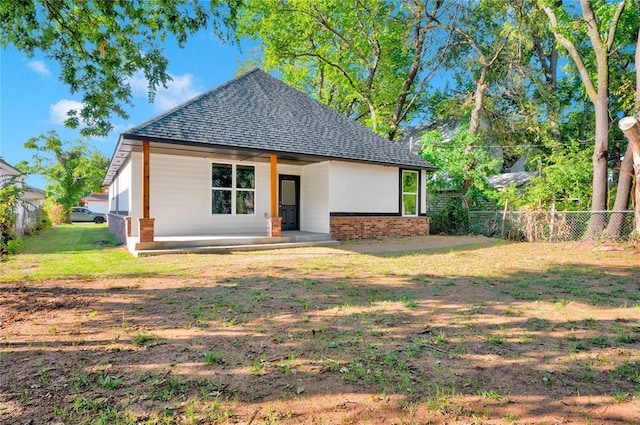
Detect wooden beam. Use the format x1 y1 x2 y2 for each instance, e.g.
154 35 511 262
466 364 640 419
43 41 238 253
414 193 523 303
270 154 277 217
143 141 150 219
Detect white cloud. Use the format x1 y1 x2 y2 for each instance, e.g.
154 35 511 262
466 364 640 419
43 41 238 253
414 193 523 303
49 99 84 125
27 60 51 77
128 72 201 111
156 74 200 111
127 72 148 97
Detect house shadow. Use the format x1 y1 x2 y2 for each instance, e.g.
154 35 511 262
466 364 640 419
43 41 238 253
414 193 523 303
2 259 639 423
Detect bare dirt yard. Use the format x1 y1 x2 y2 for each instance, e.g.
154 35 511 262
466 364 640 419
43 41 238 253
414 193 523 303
1 226 639 424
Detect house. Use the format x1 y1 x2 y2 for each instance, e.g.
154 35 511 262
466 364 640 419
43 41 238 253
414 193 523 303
82 188 109 214
400 119 460 154
103 69 435 254
487 157 537 190
0 159 46 237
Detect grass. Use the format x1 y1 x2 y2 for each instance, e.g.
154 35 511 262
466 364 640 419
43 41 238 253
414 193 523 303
0 224 195 281
1 227 639 424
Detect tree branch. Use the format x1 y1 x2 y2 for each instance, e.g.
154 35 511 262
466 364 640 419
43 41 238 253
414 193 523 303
542 3 597 102
606 1 626 52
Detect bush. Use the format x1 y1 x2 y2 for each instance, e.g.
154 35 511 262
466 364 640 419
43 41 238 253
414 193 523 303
44 201 66 225
429 199 469 235
6 238 23 255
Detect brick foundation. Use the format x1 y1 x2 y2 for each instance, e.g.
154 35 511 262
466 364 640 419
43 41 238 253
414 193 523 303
138 218 155 242
107 213 130 243
267 217 283 237
330 216 429 241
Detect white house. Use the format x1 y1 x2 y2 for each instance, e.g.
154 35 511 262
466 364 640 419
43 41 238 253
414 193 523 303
0 159 46 237
82 189 109 214
103 69 435 254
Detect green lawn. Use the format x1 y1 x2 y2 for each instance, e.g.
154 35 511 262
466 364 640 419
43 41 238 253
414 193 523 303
1 224 202 281
1 225 639 424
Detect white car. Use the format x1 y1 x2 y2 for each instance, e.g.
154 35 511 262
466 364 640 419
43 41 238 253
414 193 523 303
71 207 107 223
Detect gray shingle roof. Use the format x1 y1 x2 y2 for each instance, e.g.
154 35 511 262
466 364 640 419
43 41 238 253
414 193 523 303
487 171 538 189
124 69 434 170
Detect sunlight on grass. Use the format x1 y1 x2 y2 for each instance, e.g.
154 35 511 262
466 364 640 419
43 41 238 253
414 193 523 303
0 224 193 281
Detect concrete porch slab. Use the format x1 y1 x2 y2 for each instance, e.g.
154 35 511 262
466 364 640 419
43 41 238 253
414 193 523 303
130 231 337 257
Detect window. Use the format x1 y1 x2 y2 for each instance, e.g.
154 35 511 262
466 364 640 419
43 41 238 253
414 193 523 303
402 170 419 216
212 163 255 215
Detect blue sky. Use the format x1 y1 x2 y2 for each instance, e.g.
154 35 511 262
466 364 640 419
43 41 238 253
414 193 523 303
0 29 246 189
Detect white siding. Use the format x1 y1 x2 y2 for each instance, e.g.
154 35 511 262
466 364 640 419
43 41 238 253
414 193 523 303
144 154 271 236
301 162 329 233
109 156 132 216
329 161 399 213
117 151 423 237
86 201 109 214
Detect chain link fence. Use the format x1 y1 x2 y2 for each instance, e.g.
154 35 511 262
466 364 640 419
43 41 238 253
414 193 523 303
468 210 636 242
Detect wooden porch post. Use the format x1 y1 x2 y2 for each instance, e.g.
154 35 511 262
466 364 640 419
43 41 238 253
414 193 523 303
143 141 150 219
267 154 282 237
139 141 155 242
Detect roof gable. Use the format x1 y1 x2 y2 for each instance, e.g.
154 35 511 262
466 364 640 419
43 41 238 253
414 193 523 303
123 69 434 170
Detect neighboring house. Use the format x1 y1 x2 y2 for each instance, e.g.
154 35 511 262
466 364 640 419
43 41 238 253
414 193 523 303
487 157 538 190
18 185 46 236
82 189 109 214
487 171 538 190
0 159 46 237
0 158 21 182
103 69 435 252
400 119 460 154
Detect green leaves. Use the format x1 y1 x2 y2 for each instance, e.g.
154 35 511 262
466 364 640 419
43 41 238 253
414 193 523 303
0 171 24 255
419 127 500 202
0 0 215 136
524 143 593 211
22 131 109 221
234 0 446 139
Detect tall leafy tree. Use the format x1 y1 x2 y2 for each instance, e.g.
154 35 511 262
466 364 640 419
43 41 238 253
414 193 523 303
233 0 451 140
0 0 236 136
21 132 109 222
429 0 512 134
541 0 633 235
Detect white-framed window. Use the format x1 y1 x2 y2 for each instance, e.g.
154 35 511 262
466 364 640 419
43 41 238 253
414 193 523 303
211 163 255 215
402 170 419 216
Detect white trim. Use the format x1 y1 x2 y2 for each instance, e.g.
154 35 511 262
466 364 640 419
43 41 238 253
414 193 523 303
210 161 257 216
402 170 419 217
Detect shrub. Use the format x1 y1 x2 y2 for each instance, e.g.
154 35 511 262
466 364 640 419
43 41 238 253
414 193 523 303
6 238 23 255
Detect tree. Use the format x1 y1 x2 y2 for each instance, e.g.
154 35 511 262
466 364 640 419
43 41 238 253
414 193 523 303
233 0 451 140
0 172 23 256
541 0 628 236
618 116 640 234
615 28 640 235
420 127 501 228
0 0 236 136
21 131 109 222
523 143 594 211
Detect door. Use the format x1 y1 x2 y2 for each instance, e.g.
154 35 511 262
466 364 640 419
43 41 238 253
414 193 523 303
279 175 300 231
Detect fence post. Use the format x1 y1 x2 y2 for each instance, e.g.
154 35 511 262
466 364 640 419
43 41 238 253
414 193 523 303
549 201 556 241
501 199 508 239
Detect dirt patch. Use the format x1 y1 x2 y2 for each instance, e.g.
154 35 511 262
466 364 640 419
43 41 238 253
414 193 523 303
1 236 639 424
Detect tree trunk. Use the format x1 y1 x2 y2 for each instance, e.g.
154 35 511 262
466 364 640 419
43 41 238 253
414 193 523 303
606 27 640 237
587 89 610 237
469 66 488 134
605 144 633 238
618 117 640 234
